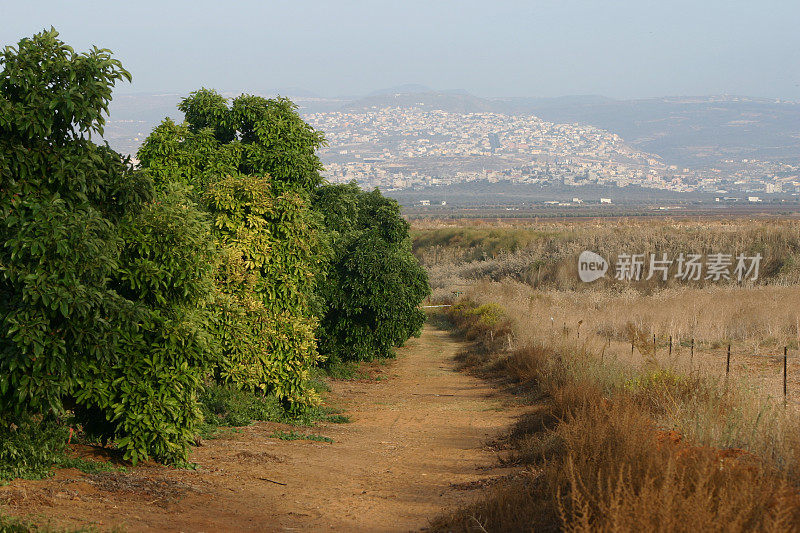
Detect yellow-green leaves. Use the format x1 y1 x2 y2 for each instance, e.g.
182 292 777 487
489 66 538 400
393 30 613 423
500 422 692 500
205 175 324 408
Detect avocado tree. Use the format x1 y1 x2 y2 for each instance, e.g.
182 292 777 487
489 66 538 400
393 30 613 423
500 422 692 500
0 29 141 418
139 88 326 191
313 183 430 363
138 89 327 409
0 30 218 464
82 183 218 463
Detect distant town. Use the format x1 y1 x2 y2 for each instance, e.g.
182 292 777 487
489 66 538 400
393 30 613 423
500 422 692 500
106 90 800 206
305 105 800 196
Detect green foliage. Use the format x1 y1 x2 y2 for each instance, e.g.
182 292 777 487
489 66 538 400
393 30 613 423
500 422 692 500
464 303 504 328
1 30 421 472
0 27 130 142
623 368 688 394
314 183 430 362
198 382 346 439
411 227 548 261
0 513 36 532
321 359 363 380
73 185 217 464
0 418 68 481
0 29 145 420
0 30 221 467
56 455 126 475
205 176 323 406
199 384 284 429
138 89 328 410
139 88 326 191
0 414 120 482
178 87 236 142
269 430 333 443
135 118 229 190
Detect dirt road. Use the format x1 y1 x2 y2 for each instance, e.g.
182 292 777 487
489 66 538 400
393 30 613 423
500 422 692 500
0 326 521 532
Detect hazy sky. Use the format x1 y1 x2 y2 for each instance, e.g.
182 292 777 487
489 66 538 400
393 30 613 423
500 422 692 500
2 0 799 100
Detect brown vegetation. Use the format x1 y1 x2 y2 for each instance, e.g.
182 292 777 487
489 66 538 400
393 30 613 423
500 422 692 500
418 218 800 531
413 218 800 298
431 299 800 532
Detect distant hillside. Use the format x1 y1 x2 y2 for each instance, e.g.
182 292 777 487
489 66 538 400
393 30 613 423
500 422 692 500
504 96 800 168
366 84 436 96
105 90 800 171
338 92 800 169
342 92 498 114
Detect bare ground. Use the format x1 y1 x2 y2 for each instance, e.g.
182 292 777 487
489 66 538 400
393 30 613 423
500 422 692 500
0 326 524 532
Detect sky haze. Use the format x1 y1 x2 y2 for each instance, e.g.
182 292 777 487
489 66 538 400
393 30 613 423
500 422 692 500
2 0 798 100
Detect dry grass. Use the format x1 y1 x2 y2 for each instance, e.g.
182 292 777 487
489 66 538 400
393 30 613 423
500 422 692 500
423 219 800 530
431 291 800 531
461 280 800 471
554 398 800 533
458 281 800 417
414 218 800 296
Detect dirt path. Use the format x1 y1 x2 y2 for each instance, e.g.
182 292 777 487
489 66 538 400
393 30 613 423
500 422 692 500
1 326 523 532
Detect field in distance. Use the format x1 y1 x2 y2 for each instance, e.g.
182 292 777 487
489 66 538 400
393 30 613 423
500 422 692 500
412 216 800 405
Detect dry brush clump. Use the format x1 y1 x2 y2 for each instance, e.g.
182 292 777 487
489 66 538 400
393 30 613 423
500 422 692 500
464 282 800 468
453 279 800 408
431 298 800 532
414 219 800 292
554 397 800 533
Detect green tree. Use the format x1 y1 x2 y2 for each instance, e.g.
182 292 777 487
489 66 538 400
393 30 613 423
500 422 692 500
313 183 430 363
204 176 324 407
139 88 326 191
76 184 218 463
0 29 217 465
0 29 141 418
137 89 328 409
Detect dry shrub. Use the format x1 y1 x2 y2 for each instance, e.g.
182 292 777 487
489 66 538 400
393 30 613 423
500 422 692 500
425 220 800 530
670 387 800 482
432 297 800 531
430 472 560 532
414 218 800 292
558 397 800 532
623 368 722 417
433 384 800 532
498 343 554 386
454 347 493 370
511 380 604 465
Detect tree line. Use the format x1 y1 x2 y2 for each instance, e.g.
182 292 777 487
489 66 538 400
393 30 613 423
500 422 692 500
0 30 429 466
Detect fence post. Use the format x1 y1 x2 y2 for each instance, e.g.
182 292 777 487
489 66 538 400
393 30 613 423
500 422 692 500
690 338 694 366
726 344 731 376
784 346 788 403
653 334 656 356
631 338 634 355
669 336 673 357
